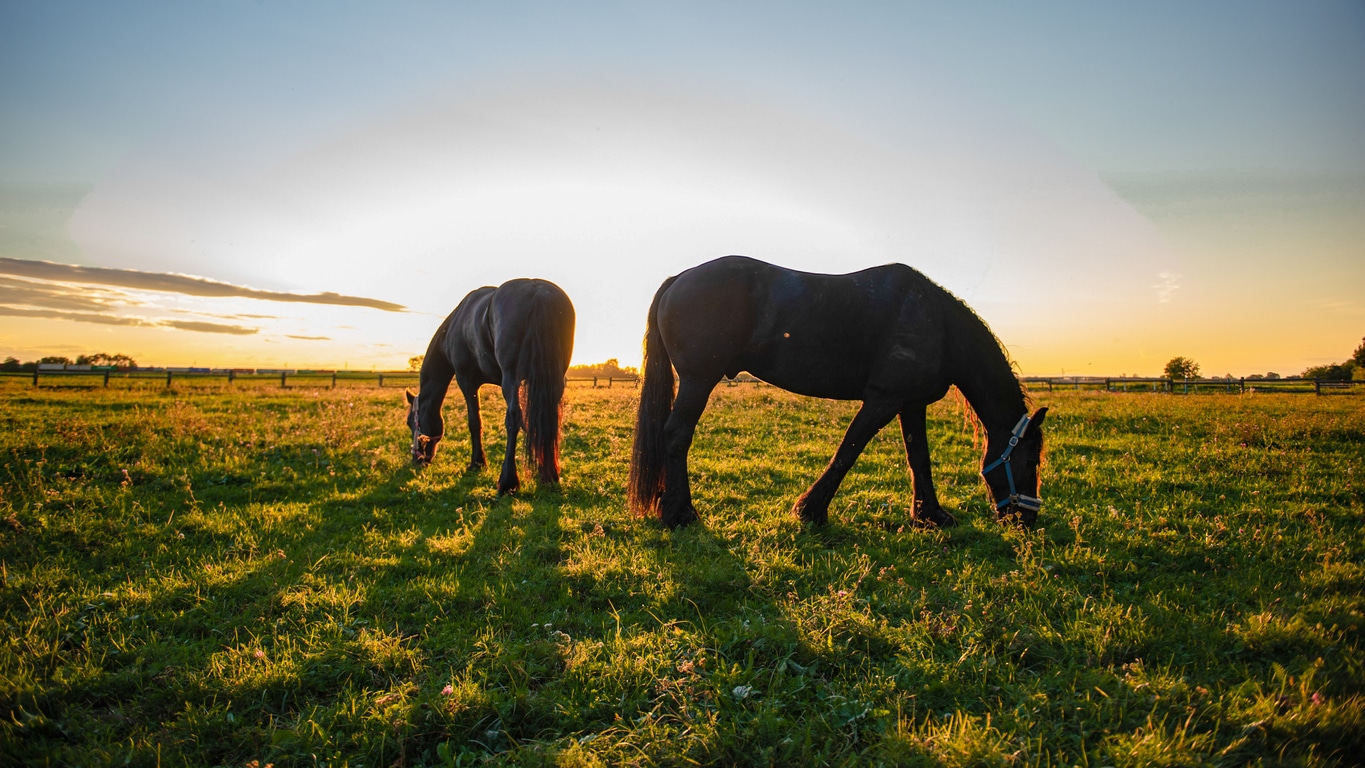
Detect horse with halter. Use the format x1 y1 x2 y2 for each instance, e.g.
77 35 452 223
407 279 575 495
629 255 1046 529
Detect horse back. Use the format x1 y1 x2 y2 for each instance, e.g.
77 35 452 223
442 286 501 384
489 279 575 374
659 256 952 401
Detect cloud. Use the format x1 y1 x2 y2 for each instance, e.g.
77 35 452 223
0 276 140 313
286 334 332 341
0 257 407 311
0 305 157 327
1154 271 1181 304
1102 170 1365 219
164 320 258 335
0 305 258 334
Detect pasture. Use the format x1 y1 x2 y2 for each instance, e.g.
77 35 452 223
1 384 1361 766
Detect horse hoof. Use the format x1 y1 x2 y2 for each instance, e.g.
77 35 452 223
661 505 699 529
914 506 957 528
466 462 485 474
792 501 829 526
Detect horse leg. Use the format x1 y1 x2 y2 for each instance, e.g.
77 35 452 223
793 398 900 525
458 379 486 472
660 376 718 528
899 407 956 527
496 379 521 495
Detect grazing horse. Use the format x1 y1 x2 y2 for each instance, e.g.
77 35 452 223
407 279 575 494
628 255 1047 529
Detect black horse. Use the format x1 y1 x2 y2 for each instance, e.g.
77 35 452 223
628 255 1047 529
407 278 575 494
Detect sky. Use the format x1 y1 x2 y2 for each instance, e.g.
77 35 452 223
1 1 1362 376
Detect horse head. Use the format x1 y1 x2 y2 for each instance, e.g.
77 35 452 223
982 407 1048 526
405 389 442 468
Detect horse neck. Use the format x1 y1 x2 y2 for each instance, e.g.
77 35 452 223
416 356 454 434
948 320 1027 441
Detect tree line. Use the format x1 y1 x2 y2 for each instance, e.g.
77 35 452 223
1299 336 1365 381
1 353 139 372
1164 335 1365 382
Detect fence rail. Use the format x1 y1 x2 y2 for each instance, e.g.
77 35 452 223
1021 376 1364 395
5 369 1360 396
2 369 648 390
1 369 425 389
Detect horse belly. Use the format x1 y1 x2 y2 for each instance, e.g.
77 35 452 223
745 348 869 401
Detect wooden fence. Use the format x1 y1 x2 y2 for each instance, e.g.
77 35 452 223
1 369 422 389
5 369 1360 396
1021 376 1364 395
0 369 648 390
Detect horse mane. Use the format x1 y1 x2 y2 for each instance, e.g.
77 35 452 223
911 268 1031 447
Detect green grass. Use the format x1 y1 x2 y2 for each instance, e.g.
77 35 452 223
1 383 1362 766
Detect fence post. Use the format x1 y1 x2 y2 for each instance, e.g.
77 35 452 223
332 372 337 389
32 369 39 386
103 370 110 387
1314 379 1321 395
378 373 384 388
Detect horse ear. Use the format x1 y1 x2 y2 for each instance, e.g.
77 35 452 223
1027 407 1048 434
405 389 416 405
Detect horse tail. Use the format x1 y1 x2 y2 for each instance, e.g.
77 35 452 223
518 297 570 485
628 277 677 518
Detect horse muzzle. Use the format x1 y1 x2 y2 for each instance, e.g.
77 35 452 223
411 434 439 468
995 495 1041 526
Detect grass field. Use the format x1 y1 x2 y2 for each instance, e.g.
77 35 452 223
1 383 1362 766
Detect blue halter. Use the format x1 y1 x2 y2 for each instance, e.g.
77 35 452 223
980 413 1041 515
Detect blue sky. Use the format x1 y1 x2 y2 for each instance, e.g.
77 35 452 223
2 1 1363 374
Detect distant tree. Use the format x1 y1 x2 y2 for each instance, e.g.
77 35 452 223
567 358 640 379
1 357 21 372
1300 336 1365 380
38 355 72 366
76 352 137 369
1163 356 1200 379
408 355 425 371
1302 362 1355 381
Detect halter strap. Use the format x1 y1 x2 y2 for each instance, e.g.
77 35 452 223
410 393 443 442
981 413 1041 513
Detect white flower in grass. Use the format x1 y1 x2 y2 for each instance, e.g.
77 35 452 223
732 685 753 700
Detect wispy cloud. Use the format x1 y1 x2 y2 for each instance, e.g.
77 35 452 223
0 305 257 334
165 320 257 335
0 257 406 311
1153 271 1181 304
286 334 332 341
0 276 140 313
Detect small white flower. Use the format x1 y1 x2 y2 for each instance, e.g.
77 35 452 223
733 685 753 700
